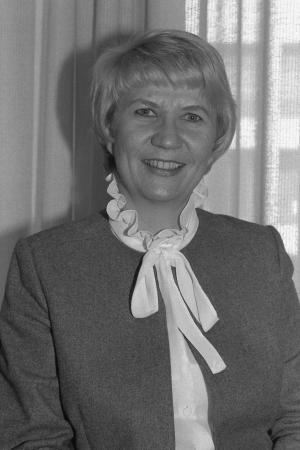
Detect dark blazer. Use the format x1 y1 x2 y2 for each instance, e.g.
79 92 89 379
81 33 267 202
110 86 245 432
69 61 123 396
0 210 300 449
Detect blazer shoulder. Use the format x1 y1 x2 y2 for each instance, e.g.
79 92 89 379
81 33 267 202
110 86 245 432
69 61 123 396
20 212 109 254
199 208 271 237
198 209 285 263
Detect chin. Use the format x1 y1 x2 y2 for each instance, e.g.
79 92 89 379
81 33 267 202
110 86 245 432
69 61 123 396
143 187 186 205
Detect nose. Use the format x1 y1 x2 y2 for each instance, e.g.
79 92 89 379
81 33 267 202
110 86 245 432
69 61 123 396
151 118 182 150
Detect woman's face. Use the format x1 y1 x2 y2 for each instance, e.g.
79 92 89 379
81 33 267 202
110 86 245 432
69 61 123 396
108 84 219 210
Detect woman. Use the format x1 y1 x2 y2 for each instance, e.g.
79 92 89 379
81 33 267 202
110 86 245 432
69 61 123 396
0 30 300 450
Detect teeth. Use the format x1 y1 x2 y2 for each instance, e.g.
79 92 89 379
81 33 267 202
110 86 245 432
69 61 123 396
145 159 183 170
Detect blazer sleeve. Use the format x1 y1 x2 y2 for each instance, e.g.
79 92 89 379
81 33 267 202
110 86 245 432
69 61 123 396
0 239 74 449
268 227 300 450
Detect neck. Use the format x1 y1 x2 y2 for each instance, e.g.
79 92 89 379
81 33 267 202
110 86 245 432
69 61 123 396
136 203 182 234
122 195 187 235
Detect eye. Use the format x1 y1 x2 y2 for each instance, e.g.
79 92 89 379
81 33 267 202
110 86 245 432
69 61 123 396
134 108 156 117
183 113 203 122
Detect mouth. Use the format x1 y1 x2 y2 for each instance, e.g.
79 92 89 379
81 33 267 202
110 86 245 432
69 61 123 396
143 159 185 171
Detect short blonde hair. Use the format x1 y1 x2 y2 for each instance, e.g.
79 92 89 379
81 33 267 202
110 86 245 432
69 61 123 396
91 29 236 156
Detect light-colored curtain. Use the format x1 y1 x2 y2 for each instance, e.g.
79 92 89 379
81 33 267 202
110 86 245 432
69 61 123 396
0 0 185 300
1 0 299 299
186 0 300 294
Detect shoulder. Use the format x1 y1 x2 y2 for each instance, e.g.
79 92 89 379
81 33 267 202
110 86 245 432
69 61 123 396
196 209 290 275
15 212 111 260
198 208 276 243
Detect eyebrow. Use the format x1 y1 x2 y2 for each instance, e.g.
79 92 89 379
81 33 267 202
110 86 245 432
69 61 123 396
126 99 158 108
181 105 210 117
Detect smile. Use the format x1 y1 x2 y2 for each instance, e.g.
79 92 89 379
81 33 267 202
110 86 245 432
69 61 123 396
144 159 185 170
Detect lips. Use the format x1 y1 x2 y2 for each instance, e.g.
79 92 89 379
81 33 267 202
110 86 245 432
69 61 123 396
144 159 185 170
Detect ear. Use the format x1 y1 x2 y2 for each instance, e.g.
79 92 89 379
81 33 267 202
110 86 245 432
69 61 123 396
105 125 115 154
106 140 113 154
211 135 228 163
105 109 118 154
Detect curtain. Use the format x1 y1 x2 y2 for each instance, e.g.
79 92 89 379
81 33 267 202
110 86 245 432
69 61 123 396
0 0 184 300
0 0 299 298
186 0 300 294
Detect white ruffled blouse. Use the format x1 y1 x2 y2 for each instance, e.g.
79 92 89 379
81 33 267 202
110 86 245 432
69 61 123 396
106 173 226 450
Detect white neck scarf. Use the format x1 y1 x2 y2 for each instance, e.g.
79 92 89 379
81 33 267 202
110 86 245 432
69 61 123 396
106 173 226 374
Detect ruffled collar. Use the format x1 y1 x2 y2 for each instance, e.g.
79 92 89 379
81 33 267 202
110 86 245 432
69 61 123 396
105 172 208 253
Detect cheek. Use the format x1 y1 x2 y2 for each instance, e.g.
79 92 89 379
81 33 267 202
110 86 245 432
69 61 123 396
201 127 217 144
113 141 138 173
114 131 147 163
196 132 216 156
190 140 214 162
114 124 139 147
188 124 216 144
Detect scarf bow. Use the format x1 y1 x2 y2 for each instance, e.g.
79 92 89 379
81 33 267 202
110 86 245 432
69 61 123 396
131 242 226 374
106 173 226 375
